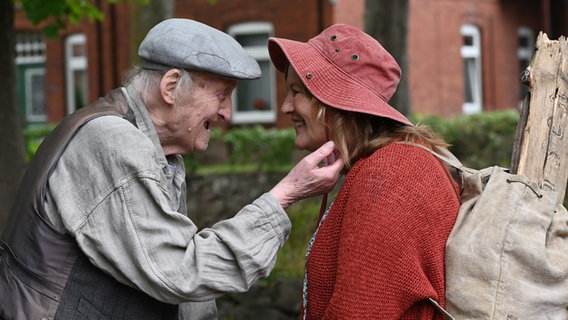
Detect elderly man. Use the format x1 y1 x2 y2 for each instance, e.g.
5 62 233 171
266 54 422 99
0 19 342 320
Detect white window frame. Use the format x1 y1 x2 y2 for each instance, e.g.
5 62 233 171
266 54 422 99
461 24 483 114
518 26 534 108
517 27 534 64
15 32 45 64
65 33 88 115
227 22 276 124
15 32 46 124
25 68 47 122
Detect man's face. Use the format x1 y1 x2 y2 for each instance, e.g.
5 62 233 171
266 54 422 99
169 72 237 153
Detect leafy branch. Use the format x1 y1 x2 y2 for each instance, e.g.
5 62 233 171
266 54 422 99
16 0 149 37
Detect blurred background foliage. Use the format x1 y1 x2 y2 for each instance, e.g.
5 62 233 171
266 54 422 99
24 110 520 171
412 110 519 169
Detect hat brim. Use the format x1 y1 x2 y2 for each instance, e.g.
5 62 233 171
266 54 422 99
268 37 412 126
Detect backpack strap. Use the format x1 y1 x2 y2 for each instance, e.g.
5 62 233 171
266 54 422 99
427 298 456 320
397 141 464 171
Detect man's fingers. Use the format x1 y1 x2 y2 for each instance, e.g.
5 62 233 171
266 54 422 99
328 155 343 172
305 141 335 166
319 155 343 180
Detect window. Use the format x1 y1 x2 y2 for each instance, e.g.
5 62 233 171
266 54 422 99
65 34 88 114
24 68 46 122
15 32 46 124
228 22 276 124
518 27 534 106
461 24 483 114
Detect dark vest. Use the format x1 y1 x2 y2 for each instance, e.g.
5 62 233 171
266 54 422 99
0 89 178 320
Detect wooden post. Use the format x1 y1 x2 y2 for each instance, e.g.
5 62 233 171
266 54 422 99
511 32 568 205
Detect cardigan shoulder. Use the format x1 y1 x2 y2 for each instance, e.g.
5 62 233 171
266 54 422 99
348 142 456 190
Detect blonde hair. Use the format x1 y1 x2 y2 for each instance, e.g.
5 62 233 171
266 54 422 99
312 100 449 171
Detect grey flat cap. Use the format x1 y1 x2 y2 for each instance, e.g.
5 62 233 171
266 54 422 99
138 18 261 80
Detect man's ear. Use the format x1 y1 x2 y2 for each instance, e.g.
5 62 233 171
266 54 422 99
160 69 181 105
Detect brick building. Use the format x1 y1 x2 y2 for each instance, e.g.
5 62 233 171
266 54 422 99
334 0 568 117
14 1 133 126
13 0 568 128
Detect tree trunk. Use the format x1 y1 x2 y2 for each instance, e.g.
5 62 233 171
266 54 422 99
364 0 410 116
511 33 568 206
129 0 174 66
0 0 26 233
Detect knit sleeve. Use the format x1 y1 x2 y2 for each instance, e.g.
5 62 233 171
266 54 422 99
323 144 458 319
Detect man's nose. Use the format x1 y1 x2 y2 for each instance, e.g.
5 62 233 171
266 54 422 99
218 97 233 121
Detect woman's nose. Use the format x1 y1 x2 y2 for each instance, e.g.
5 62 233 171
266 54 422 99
281 91 294 114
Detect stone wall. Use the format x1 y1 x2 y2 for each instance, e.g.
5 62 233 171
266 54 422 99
185 171 302 319
186 171 287 228
217 278 303 320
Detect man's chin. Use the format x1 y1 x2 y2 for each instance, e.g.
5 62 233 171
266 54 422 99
195 141 209 152
194 145 207 153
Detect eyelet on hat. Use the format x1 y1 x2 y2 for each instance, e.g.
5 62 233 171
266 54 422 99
351 54 359 61
335 48 340 52
306 73 313 79
330 35 337 41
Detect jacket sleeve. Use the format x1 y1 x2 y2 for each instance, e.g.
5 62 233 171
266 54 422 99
45 116 291 304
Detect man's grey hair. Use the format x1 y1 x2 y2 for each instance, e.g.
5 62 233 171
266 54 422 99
124 67 194 101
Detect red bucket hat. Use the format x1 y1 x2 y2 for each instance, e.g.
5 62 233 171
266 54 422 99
268 24 412 126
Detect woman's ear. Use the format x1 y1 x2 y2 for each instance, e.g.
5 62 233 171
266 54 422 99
160 69 181 105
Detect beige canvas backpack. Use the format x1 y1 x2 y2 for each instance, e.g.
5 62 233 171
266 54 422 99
415 144 568 319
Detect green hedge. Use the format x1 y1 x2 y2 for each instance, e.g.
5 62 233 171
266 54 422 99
183 126 298 173
223 125 297 168
25 110 521 171
23 124 56 162
187 111 520 172
412 110 519 169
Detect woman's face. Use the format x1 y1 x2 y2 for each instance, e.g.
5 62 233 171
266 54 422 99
282 67 328 152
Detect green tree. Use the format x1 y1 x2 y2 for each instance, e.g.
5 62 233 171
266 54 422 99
1 0 27 233
365 0 410 116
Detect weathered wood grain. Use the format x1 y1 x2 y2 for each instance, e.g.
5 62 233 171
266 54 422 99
513 32 568 205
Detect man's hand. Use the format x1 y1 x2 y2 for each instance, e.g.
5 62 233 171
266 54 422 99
270 141 343 209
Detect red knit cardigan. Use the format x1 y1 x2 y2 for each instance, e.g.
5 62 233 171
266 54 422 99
302 143 460 320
